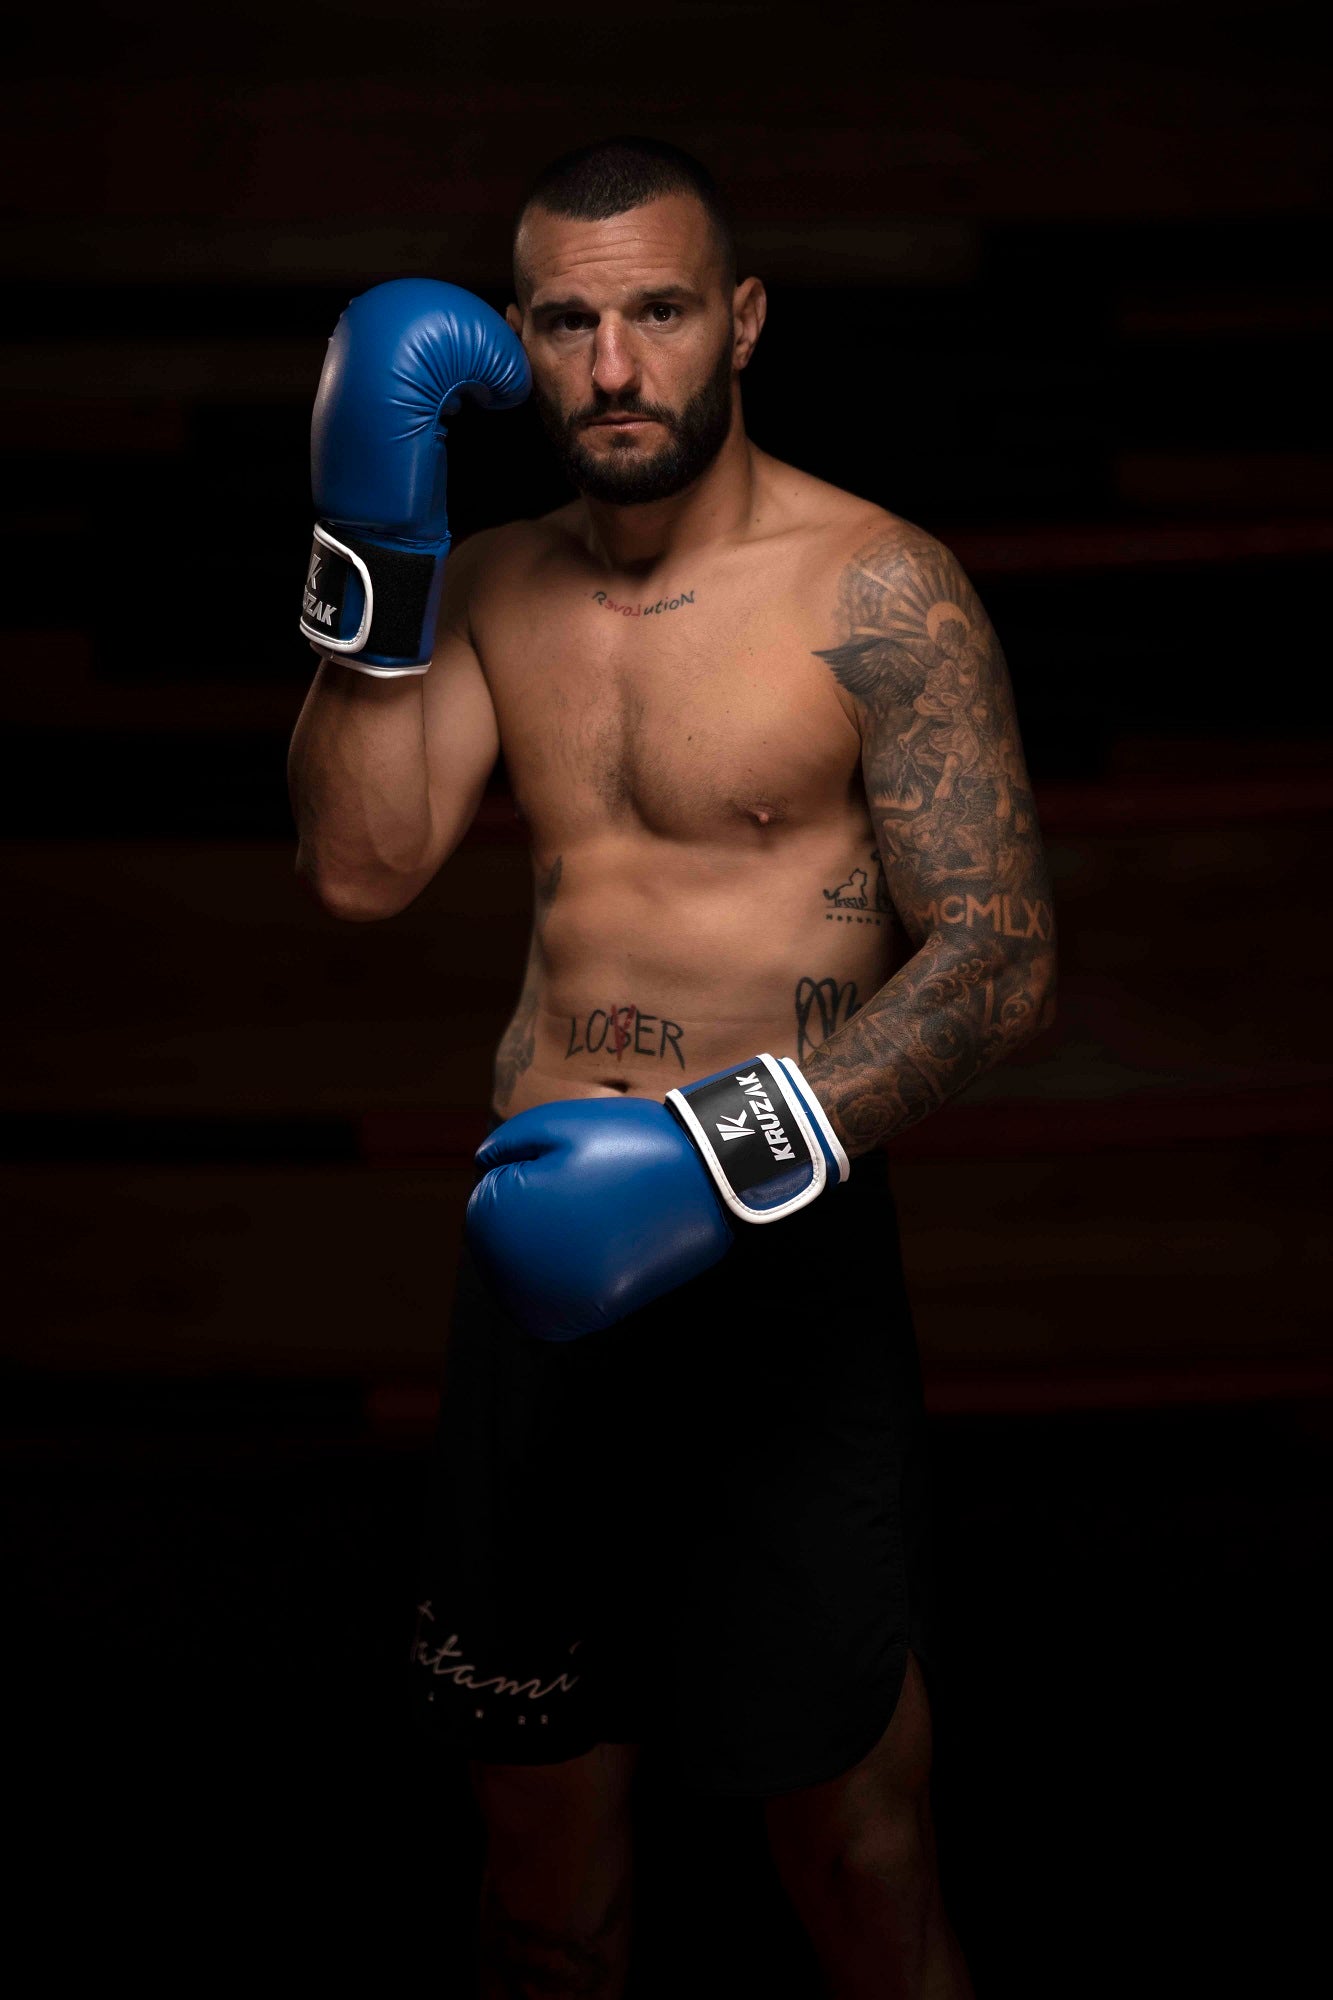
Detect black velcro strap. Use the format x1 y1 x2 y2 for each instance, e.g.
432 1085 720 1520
665 1053 824 1222
331 527 441 662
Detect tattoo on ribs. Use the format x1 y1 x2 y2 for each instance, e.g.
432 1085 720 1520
800 527 1056 1152
821 847 890 924
794 976 861 1063
492 854 561 1113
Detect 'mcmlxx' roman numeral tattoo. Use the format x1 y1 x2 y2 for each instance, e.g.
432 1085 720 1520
803 527 1057 1155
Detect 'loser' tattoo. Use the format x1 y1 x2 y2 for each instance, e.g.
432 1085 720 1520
801 527 1056 1153
566 1003 686 1068
493 854 561 1113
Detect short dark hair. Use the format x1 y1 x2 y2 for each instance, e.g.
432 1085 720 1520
513 135 737 298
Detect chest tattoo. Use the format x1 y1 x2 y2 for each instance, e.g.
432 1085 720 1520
591 588 697 620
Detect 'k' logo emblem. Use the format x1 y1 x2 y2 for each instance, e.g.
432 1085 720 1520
716 1111 752 1142
307 551 322 588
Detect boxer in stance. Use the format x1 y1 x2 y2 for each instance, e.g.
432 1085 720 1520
289 137 1055 1999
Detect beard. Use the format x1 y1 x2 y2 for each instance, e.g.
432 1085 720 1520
533 329 736 506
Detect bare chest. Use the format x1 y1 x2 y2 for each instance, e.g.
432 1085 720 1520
477 562 860 842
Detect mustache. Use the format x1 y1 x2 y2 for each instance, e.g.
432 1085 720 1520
568 396 677 431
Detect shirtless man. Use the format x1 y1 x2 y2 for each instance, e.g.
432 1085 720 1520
289 137 1055 2000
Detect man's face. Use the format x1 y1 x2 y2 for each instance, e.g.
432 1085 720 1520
509 192 746 506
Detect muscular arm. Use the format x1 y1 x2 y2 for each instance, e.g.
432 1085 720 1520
287 530 500 920
801 525 1057 1155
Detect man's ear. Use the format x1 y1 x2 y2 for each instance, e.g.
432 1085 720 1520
505 304 523 336
732 276 767 371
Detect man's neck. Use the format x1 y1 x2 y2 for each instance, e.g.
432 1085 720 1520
579 426 758 577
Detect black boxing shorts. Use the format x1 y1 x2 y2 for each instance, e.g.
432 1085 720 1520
406 1110 937 1797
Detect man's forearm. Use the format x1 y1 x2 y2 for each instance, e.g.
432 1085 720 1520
288 657 434 914
800 934 1056 1157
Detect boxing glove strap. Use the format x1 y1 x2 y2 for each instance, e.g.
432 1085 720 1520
299 522 448 672
665 1053 850 1224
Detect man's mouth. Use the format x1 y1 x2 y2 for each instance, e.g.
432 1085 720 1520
584 415 659 428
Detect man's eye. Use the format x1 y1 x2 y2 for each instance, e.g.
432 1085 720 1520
646 303 679 323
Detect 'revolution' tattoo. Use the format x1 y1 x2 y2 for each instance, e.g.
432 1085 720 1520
592 588 696 619
801 527 1057 1153
492 854 561 1113
565 1002 686 1068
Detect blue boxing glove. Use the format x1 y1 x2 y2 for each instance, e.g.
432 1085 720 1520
299 278 530 673
466 1054 850 1341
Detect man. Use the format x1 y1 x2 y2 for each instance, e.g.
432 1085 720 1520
289 136 1055 1999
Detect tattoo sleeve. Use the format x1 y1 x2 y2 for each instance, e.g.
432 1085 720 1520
803 528 1057 1155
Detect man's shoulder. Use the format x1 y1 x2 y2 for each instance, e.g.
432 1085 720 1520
757 454 949 581
829 505 945 572
450 506 584 597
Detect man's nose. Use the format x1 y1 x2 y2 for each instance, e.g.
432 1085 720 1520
590 319 638 399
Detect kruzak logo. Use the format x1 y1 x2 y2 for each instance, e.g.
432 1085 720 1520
715 1110 753 1143
733 1070 796 1163
303 546 338 628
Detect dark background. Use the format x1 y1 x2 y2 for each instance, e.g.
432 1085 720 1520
5 3 1329 1991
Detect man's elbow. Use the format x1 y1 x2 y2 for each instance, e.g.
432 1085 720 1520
986 943 1058 1049
1026 949 1059 1040
294 848 418 922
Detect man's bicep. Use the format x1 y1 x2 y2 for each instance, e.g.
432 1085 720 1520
816 526 1055 958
